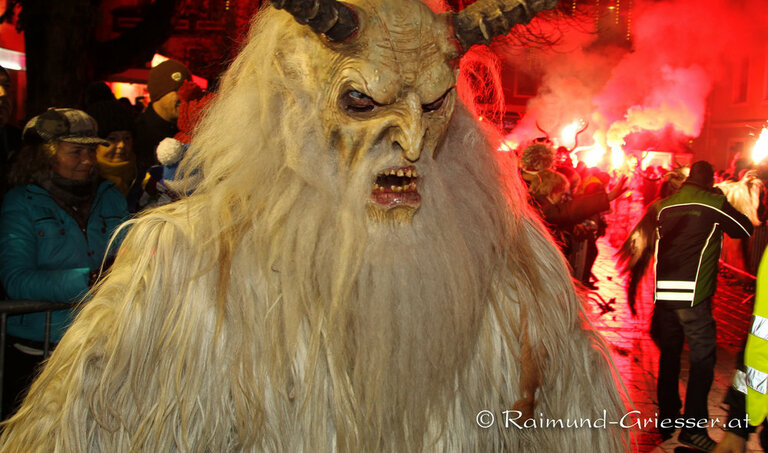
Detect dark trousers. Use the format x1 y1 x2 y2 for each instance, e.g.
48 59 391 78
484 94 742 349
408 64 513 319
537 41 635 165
650 298 716 433
583 238 599 284
2 339 46 420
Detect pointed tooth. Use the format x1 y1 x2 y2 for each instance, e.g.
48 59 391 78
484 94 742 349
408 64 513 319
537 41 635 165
406 169 412 178
374 183 380 190
397 169 404 177
390 185 396 191
409 182 416 190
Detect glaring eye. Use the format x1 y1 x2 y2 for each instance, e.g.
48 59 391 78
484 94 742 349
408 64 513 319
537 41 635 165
341 90 376 113
422 91 449 113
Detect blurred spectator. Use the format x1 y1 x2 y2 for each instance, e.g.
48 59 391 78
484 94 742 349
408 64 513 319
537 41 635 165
640 166 661 206
715 169 727 184
530 169 569 208
520 143 555 189
530 168 626 253
554 146 573 169
556 165 581 195
137 80 212 209
0 108 128 417
134 59 191 183
573 168 613 288
86 100 141 209
117 97 134 114
729 157 751 182
134 96 148 114
82 81 115 110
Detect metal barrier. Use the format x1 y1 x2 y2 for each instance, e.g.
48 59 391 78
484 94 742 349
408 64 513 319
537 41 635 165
0 300 64 415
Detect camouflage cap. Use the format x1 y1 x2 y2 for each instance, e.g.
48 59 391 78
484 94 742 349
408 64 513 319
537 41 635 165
23 108 109 146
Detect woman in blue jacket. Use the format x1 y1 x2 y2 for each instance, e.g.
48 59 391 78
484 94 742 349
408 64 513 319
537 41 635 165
0 108 128 417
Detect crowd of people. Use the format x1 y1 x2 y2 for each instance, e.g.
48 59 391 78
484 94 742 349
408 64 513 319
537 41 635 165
519 141 628 288
517 135 768 452
0 59 209 418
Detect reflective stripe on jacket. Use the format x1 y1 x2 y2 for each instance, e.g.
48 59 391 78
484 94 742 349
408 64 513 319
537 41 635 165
654 182 752 308
746 246 768 425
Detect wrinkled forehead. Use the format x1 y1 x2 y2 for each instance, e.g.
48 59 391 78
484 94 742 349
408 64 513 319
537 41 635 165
343 0 457 101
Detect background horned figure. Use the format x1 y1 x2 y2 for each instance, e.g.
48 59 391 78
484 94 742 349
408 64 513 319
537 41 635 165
0 0 630 451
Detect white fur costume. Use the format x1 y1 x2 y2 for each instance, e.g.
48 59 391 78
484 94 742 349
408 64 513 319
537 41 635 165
716 172 765 227
0 1 630 451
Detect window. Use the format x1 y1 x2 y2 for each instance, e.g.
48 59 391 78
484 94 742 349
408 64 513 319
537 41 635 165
733 56 749 103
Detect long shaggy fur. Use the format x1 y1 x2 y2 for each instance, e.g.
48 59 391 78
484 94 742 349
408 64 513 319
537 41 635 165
716 174 765 227
617 201 659 317
0 6 629 452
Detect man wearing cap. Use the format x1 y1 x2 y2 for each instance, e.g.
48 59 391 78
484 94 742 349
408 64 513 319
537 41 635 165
651 160 753 451
134 59 191 184
0 108 128 417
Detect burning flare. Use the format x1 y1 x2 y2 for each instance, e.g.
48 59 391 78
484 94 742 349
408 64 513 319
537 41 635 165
753 127 768 164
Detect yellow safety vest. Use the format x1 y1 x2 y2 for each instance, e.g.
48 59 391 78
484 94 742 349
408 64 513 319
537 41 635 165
745 246 768 426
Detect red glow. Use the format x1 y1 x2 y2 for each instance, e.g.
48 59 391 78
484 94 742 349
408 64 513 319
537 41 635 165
754 127 768 163
507 0 766 167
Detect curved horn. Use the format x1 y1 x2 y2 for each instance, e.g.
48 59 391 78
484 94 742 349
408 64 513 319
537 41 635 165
535 121 551 141
449 0 559 53
569 120 589 153
270 0 359 42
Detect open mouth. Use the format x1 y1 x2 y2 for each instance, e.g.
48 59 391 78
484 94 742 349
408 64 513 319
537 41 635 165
370 166 421 209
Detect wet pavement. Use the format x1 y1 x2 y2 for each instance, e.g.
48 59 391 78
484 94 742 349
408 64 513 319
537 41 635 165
585 236 760 452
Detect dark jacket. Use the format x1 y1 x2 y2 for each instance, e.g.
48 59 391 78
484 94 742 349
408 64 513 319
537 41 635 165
532 191 610 251
654 181 753 308
134 104 177 181
538 191 610 230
